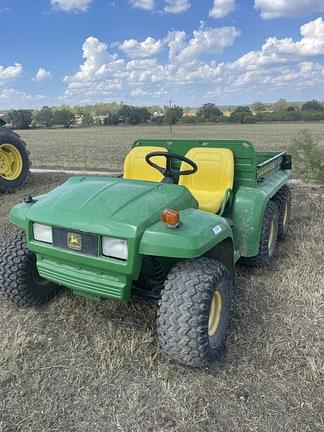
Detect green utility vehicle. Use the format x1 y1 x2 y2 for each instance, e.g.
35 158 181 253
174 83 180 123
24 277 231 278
0 139 291 367
0 118 31 193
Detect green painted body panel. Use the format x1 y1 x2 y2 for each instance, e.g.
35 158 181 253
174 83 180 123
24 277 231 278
9 139 291 301
37 256 129 300
231 170 290 256
10 176 197 300
139 209 232 258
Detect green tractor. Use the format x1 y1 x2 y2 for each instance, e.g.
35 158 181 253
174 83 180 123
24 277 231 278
0 118 30 193
0 139 291 368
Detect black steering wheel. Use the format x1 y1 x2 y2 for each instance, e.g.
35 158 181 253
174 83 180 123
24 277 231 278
145 151 198 183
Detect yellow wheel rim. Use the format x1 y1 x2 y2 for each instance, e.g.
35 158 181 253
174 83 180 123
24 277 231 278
283 202 289 228
268 218 276 255
0 143 23 181
208 290 223 336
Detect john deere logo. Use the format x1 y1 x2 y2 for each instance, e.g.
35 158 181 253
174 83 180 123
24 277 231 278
67 232 82 251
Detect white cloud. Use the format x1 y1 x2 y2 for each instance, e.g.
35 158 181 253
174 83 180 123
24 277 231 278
209 0 236 19
63 37 123 83
130 0 190 13
233 17 324 71
0 88 45 109
131 87 148 96
50 0 92 12
129 0 155 11
0 63 31 108
255 0 324 19
33 68 52 82
119 37 163 58
61 18 324 105
62 25 240 104
168 26 240 62
164 0 190 14
0 63 23 82
166 31 187 62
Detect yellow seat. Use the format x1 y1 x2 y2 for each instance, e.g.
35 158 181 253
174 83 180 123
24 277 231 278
179 148 234 213
123 146 167 182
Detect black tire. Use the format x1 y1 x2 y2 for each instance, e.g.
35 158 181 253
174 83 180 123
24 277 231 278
241 200 279 267
0 232 62 307
0 128 30 193
272 185 291 241
157 257 234 368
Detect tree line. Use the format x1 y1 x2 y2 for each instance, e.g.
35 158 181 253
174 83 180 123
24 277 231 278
2 104 184 129
2 99 324 129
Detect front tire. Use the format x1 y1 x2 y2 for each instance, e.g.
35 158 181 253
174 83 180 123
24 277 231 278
0 232 61 307
157 257 234 368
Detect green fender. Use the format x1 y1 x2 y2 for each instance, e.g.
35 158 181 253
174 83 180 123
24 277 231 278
139 208 233 259
231 170 290 257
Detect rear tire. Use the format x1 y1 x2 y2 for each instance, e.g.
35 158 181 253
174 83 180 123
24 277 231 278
241 200 279 267
0 232 61 307
157 257 234 368
272 185 291 241
0 128 30 193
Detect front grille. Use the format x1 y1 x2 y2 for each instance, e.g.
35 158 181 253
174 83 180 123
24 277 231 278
52 227 98 256
37 258 130 300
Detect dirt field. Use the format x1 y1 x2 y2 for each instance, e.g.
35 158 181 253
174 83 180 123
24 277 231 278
18 123 324 171
0 172 323 432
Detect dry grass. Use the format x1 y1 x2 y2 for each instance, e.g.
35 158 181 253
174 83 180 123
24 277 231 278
18 123 324 171
0 173 323 432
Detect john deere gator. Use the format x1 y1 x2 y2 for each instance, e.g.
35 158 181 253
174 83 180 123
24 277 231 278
0 139 291 367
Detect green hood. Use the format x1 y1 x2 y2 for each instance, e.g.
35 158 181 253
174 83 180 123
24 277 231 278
11 176 197 238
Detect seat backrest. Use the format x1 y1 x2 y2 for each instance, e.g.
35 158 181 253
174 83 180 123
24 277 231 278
123 146 167 182
179 148 234 212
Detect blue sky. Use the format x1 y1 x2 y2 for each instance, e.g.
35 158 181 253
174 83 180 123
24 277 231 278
1 0 324 109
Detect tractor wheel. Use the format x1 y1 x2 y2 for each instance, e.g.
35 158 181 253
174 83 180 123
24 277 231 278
272 185 291 241
241 200 279 267
157 257 234 368
0 232 62 307
0 128 30 193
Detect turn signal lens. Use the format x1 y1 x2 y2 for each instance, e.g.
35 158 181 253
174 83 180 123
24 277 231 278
161 209 180 229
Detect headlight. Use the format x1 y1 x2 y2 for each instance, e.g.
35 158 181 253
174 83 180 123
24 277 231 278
33 223 53 244
102 237 128 261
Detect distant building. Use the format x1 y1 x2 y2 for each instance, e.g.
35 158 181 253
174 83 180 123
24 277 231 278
74 115 82 126
182 110 198 118
153 111 164 118
93 114 107 124
222 110 232 117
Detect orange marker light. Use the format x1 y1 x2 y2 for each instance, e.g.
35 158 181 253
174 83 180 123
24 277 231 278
161 209 180 229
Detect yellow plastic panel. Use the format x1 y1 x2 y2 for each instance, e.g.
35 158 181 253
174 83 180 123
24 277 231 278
179 148 234 213
123 146 167 182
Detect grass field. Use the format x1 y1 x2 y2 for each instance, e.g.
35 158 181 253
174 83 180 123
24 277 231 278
0 173 323 431
18 122 324 171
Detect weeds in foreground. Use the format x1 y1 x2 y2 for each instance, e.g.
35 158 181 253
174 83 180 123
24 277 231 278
289 130 324 184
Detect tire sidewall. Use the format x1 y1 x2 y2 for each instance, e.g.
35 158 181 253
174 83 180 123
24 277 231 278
206 273 233 361
259 201 280 264
0 129 30 192
157 258 234 368
266 206 279 258
281 197 291 236
272 185 291 241
25 250 59 299
0 232 61 306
